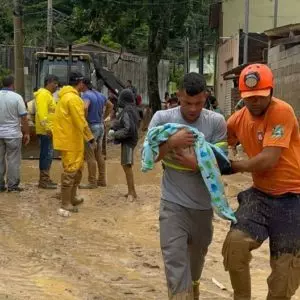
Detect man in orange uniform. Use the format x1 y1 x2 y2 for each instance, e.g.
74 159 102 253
53 72 95 215
223 64 300 300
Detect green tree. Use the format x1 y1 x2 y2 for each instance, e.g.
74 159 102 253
0 4 13 43
0 66 12 88
69 0 191 113
1 0 215 113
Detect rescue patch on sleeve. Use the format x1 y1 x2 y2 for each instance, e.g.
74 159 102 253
272 125 284 138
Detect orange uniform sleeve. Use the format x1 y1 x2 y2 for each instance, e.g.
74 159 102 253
227 113 239 147
263 106 296 149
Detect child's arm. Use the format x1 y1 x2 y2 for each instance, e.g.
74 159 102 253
114 112 131 140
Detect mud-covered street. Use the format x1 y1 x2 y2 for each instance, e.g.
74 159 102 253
0 144 298 300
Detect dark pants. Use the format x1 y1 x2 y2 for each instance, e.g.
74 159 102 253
222 188 300 300
39 135 53 171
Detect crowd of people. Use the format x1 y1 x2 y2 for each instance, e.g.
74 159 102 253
0 72 140 216
0 63 300 299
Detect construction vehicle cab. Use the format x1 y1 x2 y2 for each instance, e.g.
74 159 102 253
24 51 96 159
34 51 97 94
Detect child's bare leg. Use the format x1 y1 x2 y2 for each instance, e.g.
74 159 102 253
122 164 137 199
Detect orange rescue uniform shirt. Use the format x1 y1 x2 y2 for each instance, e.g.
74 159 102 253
227 98 300 196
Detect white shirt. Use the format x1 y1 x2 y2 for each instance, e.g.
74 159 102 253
0 89 27 138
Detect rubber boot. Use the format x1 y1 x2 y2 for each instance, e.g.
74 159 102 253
47 171 57 186
266 254 299 300
71 186 84 206
61 172 78 213
72 169 84 206
54 191 83 205
123 165 137 200
229 270 251 300
39 170 57 190
222 230 261 300
192 281 200 300
97 160 107 187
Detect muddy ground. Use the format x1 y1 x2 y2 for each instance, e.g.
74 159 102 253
0 144 299 300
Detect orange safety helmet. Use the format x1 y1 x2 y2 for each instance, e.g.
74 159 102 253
239 64 274 99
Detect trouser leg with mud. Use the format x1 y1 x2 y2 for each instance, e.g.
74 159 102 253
38 135 56 189
0 139 7 191
222 188 300 300
61 151 84 212
80 124 105 189
96 134 106 187
102 124 107 160
80 142 97 189
160 200 213 299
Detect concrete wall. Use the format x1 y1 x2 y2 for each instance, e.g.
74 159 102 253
216 34 240 115
106 53 169 105
222 0 300 37
268 44 300 116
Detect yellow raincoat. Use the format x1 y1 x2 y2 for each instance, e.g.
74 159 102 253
35 88 56 135
53 86 94 172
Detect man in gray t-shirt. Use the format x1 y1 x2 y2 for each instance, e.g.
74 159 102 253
0 76 30 192
148 73 226 299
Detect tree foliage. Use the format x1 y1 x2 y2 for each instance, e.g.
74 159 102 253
0 66 12 88
0 3 13 43
0 0 215 112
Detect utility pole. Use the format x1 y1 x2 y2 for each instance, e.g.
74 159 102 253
13 0 25 98
243 0 250 65
274 0 278 28
184 34 190 74
187 36 190 74
47 0 53 51
199 25 204 74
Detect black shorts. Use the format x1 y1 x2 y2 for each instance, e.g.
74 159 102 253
232 188 300 257
121 144 134 166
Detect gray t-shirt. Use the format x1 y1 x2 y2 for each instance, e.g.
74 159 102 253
148 106 227 210
0 90 27 139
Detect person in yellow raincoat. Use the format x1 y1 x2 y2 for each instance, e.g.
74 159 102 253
53 72 95 215
35 75 59 189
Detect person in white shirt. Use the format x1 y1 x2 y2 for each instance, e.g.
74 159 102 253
0 75 30 192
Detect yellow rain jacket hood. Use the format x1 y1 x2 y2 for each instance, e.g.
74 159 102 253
53 86 93 152
34 88 56 135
